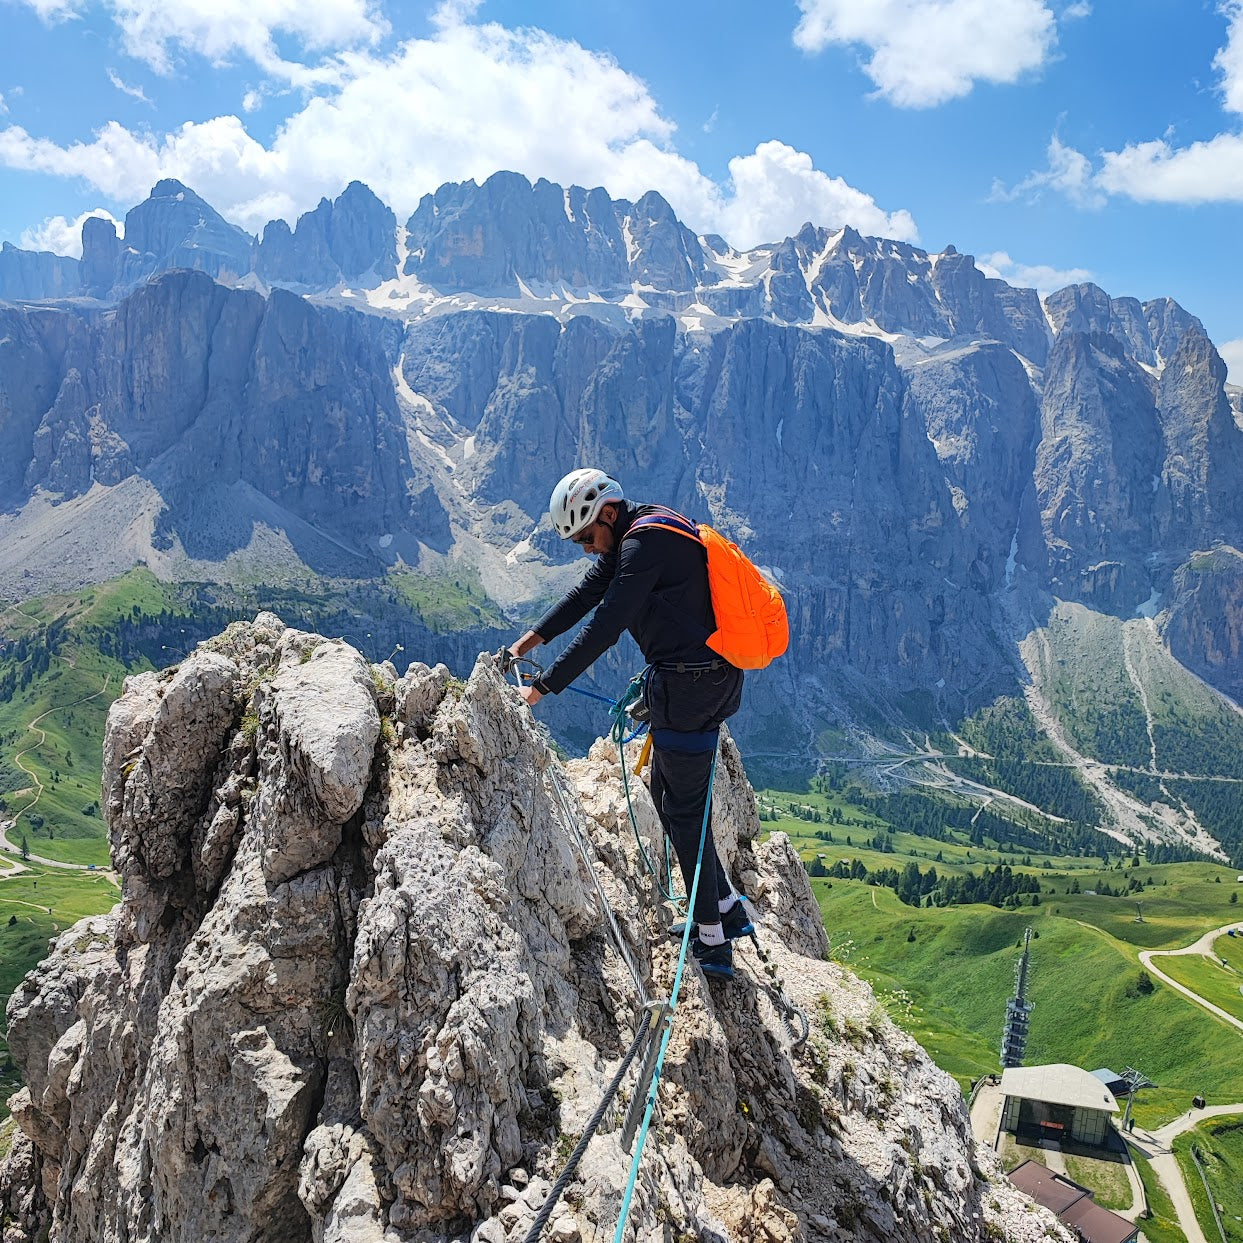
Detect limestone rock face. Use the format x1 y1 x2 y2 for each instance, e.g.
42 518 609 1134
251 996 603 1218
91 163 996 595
1165 546 1243 699
256 181 398 289
1034 330 1164 611
5 172 1243 729
0 241 79 302
0 620 1069 1243
403 172 706 294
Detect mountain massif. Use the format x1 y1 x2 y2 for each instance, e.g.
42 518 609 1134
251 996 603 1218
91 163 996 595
2 172 1242 862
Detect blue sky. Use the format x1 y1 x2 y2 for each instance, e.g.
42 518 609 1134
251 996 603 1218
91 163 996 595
1 0 1241 379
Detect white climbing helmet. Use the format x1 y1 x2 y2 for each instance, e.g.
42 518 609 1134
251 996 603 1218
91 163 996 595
549 468 624 539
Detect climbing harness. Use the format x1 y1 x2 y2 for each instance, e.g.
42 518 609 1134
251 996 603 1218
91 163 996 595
606 668 685 905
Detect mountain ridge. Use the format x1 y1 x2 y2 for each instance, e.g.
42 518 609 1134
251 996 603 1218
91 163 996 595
2 171 1243 866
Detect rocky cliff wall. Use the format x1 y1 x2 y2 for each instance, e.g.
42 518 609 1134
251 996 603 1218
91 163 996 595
0 271 427 557
0 618 1069 1243
0 243 79 303
4 172 1243 727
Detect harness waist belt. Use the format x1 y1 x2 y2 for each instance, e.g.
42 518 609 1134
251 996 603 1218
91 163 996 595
650 726 720 753
654 660 724 674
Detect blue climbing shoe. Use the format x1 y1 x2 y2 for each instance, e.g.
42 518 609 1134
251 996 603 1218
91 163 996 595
720 898 755 940
692 936 734 979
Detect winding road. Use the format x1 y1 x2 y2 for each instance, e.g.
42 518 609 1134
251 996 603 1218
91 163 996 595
1139 921 1243 1035
1 671 112 872
1127 1103 1243 1243
1125 922 1243 1243
974 921 1243 1242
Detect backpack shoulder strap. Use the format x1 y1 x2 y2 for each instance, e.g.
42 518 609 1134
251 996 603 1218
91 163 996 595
627 505 704 545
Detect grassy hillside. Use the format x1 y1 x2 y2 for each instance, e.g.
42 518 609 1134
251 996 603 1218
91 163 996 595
1032 602 1243 864
388 566 507 632
0 573 177 865
1174 1117 1243 1243
760 787 1242 1127
0 566 513 866
1156 935 1243 1021
0 863 120 1118
807 875 1239 1125
1033 604 1152 768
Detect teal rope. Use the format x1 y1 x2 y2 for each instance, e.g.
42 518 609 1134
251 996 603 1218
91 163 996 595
611 739 719 1243
617 739 682 905
609 672 684 905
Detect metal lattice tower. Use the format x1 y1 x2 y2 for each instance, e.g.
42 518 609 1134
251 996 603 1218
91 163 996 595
1000 927 1034 1069
1119 1067 1155 1131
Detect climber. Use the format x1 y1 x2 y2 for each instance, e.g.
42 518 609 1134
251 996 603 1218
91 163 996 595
508 468 753 979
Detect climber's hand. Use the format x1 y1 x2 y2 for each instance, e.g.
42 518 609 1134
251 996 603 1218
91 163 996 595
508 630 543 661
519 685 542 707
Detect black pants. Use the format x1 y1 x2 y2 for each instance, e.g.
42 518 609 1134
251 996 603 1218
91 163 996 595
645 664 743 926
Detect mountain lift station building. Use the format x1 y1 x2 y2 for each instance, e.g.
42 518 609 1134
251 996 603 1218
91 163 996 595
999 1063 1119 1147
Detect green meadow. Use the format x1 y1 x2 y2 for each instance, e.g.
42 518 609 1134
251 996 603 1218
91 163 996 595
388 567 507 632
0 570 191 866
1174 1116 1243 1243
0 863 120 1118
761 787 1243 1128
1156 937 1243 1022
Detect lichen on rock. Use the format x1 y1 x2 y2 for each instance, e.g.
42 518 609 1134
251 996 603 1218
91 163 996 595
0 618 1070 1243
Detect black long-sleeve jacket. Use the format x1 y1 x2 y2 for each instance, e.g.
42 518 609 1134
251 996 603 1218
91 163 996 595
531 501 721 694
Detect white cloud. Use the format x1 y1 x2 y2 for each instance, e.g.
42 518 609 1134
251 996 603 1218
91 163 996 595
1005 7 1243 208
1096 132 1243 203
0 116 272 212
1007 128 1243 208
19 208 122 257
19 0 85 20
792 0 1058 107
979 250 1092 294
1215 0 1243 114
22 0 387 84
992 134 1106 207
1062 2 1091 18
0 94 7 116
1219 337 1243 385
430 0 484 29
242 90 263 113
0 13 919 251
107 68 151 104
719 141 918 247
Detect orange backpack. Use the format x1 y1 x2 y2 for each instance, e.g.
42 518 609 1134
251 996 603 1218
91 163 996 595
629 507 790 670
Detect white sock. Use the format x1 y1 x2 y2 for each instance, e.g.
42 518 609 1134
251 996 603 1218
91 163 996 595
719 892 739 913
699 921 726 946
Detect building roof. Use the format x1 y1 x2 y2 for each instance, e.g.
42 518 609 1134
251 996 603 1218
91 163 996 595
1090 1068 1131 1097
1008 1161 1089 1214
1000 1063 1119 1112
1061 1196 1140 1243
1008 1162 1139 1243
